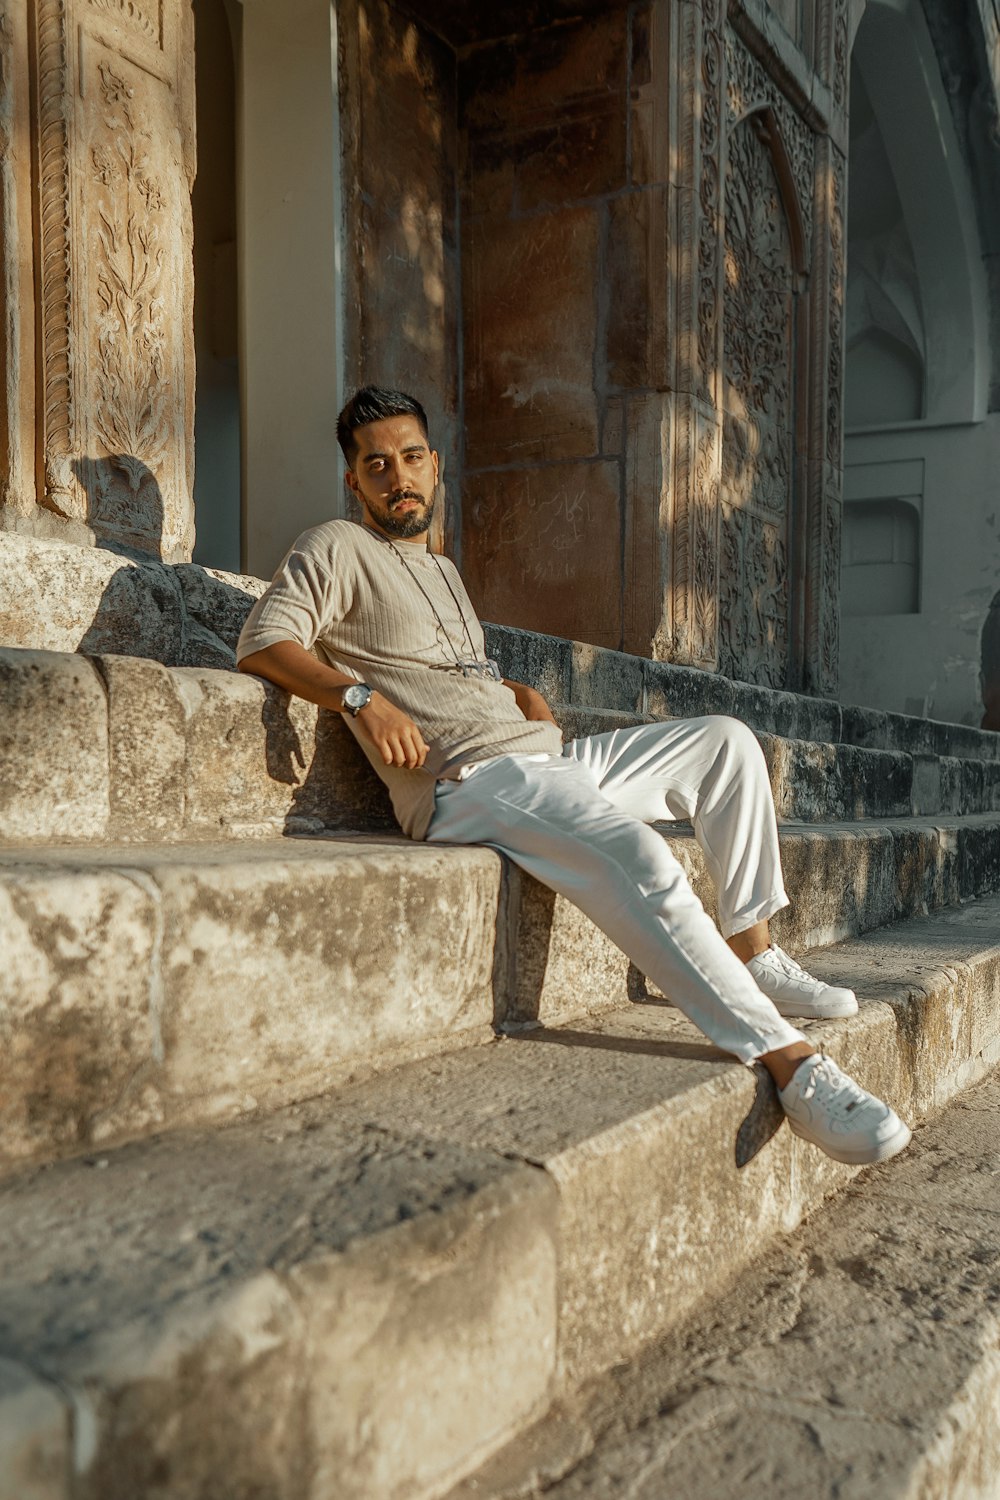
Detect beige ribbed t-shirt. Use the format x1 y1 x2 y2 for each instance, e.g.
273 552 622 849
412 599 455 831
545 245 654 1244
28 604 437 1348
237 519 563 839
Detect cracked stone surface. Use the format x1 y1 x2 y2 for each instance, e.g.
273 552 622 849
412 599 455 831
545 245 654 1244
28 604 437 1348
0 1098 558 1500
449 1069 1000 1499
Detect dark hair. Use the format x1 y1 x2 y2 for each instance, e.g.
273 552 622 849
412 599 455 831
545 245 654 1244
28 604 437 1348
336 386 430 464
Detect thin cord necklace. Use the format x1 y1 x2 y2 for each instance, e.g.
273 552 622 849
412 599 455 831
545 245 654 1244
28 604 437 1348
385 539 478 664
384 539 501 680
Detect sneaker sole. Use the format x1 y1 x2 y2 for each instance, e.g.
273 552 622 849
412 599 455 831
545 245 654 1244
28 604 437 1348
769 998 860 1021
787 1117 913 1166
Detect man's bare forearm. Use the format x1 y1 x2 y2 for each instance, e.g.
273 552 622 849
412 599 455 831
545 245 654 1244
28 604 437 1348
503 677 559 726
239 640 429 768
238 640 356 711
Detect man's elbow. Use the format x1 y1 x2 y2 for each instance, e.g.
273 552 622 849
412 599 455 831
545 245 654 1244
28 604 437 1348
237 647 275 679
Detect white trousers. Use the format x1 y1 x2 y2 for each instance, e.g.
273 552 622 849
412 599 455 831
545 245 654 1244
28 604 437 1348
426 717 806 1064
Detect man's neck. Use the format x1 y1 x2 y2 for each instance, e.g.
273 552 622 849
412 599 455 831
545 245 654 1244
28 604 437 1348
362 517 429 550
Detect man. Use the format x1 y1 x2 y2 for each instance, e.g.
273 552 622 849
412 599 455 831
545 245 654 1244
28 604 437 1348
238 385 912 1167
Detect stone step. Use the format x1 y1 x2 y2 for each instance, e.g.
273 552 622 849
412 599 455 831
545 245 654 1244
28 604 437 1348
557 705 999 821
3 537 994 767
486 624 1000 764
447 1063 1000 1500
3 648 1000 848
3 813 1000 1173
2 896 1000 1500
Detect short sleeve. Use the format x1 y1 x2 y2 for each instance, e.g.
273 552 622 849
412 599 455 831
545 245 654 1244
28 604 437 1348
236 527 352 662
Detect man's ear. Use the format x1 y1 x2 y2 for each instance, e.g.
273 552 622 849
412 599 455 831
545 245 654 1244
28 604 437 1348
431 450 440 484
344 468 360 497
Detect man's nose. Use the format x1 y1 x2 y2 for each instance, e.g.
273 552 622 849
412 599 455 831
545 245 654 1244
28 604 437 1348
385 456 407 491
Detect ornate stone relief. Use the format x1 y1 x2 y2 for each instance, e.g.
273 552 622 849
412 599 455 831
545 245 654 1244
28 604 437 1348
31 0 193 557
825 145 846 468
725 22 814 258
697 0 723 408
35 0 76 515
87 0 161 47
718 110 795 688
90 60 169 490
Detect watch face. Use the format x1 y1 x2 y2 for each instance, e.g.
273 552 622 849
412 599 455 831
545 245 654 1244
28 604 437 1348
343 683 371 711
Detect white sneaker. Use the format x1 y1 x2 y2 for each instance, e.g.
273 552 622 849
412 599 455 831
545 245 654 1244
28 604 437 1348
747 944 858 1019
778 1053 912 1165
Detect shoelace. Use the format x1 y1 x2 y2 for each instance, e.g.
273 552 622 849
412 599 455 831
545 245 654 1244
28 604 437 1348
767 944 816 981
797 1054 867 1118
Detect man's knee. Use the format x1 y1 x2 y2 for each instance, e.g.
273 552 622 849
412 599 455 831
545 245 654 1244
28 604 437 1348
700 714 766 770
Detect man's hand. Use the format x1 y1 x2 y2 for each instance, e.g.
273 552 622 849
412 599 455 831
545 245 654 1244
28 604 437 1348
238 641 429 768
504 678 559 726
354 692 429 768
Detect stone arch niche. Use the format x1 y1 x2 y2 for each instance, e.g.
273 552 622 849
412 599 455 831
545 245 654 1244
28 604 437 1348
719 107 807 689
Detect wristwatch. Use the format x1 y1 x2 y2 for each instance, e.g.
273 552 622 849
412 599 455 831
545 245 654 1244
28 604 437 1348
340 682 373 716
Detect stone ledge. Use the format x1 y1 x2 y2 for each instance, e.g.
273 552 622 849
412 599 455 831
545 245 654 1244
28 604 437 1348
1 533 993 763
451 1066 1000 1500
3 815 1000 1171
4 647 1000 846
0 1117 559 1500
2 898 1000 1498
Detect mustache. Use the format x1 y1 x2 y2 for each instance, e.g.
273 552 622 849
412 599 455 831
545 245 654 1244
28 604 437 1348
389 490 426 505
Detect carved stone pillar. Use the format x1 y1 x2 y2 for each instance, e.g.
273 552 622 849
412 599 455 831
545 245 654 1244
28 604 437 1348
30 0 195 560
0 5 36 521
658 0 847 694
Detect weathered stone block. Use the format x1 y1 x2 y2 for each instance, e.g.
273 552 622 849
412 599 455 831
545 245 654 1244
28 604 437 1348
960 820 1000 900
463 208 601 468
885 711 935 757
483 623 573 703
173 668 394 836
293 1168 557 1499
97 656 187 841
0 533 184 662
463 462 623 648
787 695 843 746
910 755 942 817
0 1358 67 1500
930 719 1000 762
840 702 889 750
153 843 503 1114
553 705 646 743
606 187 670 389
939 756 964 813
0 650 109 842
570 641 645 713
507 869 634 1027
961 758 988 815
0 866 156 1162
174 564 267 650
174 668 298 835
770 826 899 951
643 661 737 721
629 0 672 187
0 1101 557 1500
729 682 802 739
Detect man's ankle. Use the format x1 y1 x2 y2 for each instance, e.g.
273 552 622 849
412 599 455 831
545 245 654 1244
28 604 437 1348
760 1041 815 1090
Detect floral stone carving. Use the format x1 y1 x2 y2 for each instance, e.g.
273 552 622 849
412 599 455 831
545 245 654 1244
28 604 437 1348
32 0 193 559
719 112 796 688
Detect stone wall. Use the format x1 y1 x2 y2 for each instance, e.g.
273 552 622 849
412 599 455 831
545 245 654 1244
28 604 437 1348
0 0 195 561
338 0 460 554
447 0 849 688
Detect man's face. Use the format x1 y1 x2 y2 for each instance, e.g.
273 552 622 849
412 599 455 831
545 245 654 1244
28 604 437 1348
345 415 440 540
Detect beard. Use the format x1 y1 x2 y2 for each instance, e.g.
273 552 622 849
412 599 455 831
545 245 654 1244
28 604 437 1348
376 491 436 539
